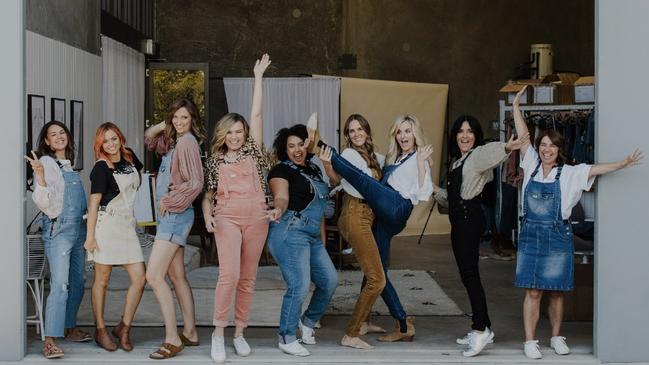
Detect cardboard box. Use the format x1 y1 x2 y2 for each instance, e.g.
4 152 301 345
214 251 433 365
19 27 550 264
543 73 580 104
532 83 555 104
574 76 595 103
499 82 529 105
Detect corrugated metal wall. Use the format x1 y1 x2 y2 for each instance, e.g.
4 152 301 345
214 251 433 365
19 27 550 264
101 0 154 38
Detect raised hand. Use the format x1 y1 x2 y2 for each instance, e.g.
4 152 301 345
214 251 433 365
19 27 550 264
24 151 46 185
513 85 527 106
253 53 271 77
505 132 530 152
621 149 644 169
417 145 434 163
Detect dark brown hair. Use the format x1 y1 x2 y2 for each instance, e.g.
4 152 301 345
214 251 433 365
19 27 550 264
534 129 568 165
164 98 207 145
36 121 75 162
343 114 382 178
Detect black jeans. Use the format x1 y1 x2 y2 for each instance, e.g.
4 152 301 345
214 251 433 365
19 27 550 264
450 208 492 331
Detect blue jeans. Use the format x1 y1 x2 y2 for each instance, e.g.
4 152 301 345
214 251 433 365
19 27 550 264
267 212 338 344
42 216 87 337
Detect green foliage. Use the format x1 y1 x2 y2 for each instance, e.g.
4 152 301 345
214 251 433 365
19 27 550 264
152 69 205 123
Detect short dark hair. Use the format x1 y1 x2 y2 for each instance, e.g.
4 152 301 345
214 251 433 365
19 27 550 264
449 114 484 159
272 124 311 162
535 129 567 165
36 120 75 161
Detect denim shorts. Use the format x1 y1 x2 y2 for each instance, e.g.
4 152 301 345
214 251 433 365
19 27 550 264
155 207 194 246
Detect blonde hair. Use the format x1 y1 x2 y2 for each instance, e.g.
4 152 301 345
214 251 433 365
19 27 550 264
385 114 427 165
210 113 249 156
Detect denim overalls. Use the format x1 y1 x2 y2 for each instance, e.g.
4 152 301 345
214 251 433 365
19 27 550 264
42 163 87 337
155 147 194 246
267 160 338 345
515 162 574 291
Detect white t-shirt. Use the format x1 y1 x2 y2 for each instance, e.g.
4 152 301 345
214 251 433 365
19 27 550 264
387 151 433 205
339 148 385 199
520 145 595 220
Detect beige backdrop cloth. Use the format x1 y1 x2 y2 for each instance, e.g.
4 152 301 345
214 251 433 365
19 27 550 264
339 77 450 235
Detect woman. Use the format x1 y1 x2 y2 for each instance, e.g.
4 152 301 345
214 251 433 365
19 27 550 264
432 115 528 357
266 124 339 357
512 86 642 359
202 54 271 363
85 122 146 352
316 114 433 343
320 114 387 350
25 121 92 359
144 98 205 359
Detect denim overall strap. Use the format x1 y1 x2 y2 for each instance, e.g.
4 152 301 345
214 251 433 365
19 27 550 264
156 148 174 201
59 168 87 220
281 160 329 222
380 151 415 184
522 161 563 223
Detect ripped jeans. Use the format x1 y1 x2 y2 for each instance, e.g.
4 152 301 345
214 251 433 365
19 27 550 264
42 216 87 337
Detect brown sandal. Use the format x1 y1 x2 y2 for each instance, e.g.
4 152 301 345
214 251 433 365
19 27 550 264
149 342 184 360
42 342 64 359
64 327 93 342
112 320 133 351
179 333 200 347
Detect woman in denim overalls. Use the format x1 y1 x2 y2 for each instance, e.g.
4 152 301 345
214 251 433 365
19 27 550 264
512 86 643 359
266 124 338 357
26 121 91 359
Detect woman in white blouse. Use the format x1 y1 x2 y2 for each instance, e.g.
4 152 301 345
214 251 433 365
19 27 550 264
317 114 433 342
25 121 92 359
512 86 643 359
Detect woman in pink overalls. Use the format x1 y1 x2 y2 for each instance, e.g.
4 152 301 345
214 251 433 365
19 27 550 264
201 54 272 363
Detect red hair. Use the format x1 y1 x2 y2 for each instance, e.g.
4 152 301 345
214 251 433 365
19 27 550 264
94 122 134 168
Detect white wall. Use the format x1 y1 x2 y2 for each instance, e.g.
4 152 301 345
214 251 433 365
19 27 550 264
595 0 649 362
0 0 25 361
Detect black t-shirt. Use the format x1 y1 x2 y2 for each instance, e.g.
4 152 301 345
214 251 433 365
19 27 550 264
90 149 143 206
268 161 322 212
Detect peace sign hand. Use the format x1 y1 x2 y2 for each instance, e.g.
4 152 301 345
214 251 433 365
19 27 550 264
24 151 46 186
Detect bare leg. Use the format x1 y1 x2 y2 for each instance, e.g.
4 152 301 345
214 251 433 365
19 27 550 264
121 262 146 325
91 264 113 329
145 240 181 347
547 291 564 337
523 289 543 341
167 247 198 342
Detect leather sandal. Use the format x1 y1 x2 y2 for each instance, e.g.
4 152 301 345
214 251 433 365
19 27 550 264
42 342 64 359
112 320 133 351
64 327 93 342
179 333 200 347
149 342 184 360
94 327 117 351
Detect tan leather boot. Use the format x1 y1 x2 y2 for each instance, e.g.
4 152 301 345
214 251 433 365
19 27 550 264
377 316 415 342
112 320 133 351
94 327 117 351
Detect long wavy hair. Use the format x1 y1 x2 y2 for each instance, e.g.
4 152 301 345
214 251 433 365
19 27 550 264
343 114 382 178
164 98 207 146
210 113 250 156
385 114 427 165
36 120 75 162
93 122 133 168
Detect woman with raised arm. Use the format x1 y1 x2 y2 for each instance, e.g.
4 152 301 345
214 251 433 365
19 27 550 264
26 121 92 359
201 54 272 363
319 114 387 350
316 114 433 343
432 115 528 357
512 86 643 359
85 122 146 352
144 98 205 360
265 123 339 357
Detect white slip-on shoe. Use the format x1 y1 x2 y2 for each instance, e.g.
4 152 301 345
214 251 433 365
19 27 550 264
456 330 495 346
524 340 543 359
299 320 316 345
462 327 494 357
233 335 251 357
550 336 570 355
279 340 310 357
211 334 226 363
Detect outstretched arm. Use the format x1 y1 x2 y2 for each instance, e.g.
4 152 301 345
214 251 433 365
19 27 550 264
512 86 531 159
589 149 643 178
250 54 271 146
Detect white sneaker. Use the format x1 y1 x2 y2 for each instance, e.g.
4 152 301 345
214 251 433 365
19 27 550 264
211 334 226 363
299 320 316 345
462 327 494 357
279 340 310 356
456 330 495 346
233 335 251 357
524 340 543 359
550 336 570 355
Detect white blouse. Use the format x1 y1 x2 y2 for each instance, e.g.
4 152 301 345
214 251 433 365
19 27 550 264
32 156 74 219
521 145 595 220
387 150 433 205
340 148 385 199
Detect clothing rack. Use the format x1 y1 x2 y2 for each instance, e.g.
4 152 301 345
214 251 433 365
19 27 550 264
496 100 595 243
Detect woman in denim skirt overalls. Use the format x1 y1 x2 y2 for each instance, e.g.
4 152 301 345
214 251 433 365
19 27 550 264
512 86 643 359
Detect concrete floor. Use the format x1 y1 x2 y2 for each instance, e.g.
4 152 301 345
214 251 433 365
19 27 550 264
21 234 599 364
